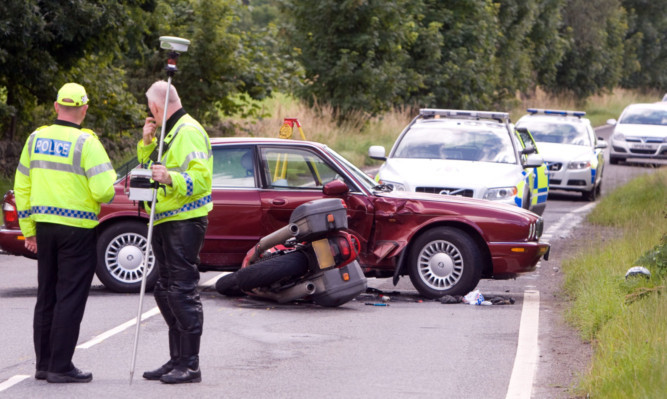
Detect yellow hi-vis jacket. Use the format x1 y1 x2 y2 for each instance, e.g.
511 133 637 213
137 112 212 226
14 121 117 237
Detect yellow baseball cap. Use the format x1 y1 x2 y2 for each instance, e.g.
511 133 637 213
57 83 89 107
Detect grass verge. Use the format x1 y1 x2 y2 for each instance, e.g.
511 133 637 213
562 169 666 398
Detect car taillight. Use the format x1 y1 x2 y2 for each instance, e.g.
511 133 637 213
3 201 18 223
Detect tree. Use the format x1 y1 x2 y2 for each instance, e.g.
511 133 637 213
413 0 501 109
0 0 146 140
526 0 567 90
282 0 419 116
548 0 627 99
620 0 667 90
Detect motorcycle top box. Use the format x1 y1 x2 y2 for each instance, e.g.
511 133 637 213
311 261 367 307
289 198 348 241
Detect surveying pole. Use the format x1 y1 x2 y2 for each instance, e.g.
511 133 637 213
129 36 191 385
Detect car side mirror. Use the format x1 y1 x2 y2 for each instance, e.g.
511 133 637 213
595 139 608 149
523 153 544 169
323 180 349 196
520 147 537 155
606 118 617 126
368 145 387 161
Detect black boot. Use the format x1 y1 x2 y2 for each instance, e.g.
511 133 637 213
143 329 180 380
160 333 201 384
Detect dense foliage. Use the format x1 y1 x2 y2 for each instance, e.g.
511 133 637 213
1 0 666 152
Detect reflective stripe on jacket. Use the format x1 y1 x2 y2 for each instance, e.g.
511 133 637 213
14 123 117 237
137 114 213 225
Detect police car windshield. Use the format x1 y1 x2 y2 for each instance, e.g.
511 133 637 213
393 123 517 164
516 121 590 146
619 106 667 126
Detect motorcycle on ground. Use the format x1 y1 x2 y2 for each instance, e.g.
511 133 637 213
215 198 368 307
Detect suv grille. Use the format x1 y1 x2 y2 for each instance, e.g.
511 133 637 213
416 187 474 197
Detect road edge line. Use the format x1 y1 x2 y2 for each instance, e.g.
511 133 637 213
506 290 540 399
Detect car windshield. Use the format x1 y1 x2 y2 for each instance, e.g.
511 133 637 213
517 121 591 146
113 157 140 183
392 122 517 164
619 107 667 126
324 146 377 191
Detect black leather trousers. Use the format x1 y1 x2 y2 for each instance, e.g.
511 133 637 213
152 216 207 368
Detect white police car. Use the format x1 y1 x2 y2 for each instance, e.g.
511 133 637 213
606 102 667 165
516 108 607 201
369 109 549 215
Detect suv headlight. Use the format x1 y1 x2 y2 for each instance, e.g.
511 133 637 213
612 132 625 141
381 180 407 191
484 186 517 200
568 160 591 169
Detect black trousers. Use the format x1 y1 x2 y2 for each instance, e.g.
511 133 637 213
33 222 97 373
152 217 207 366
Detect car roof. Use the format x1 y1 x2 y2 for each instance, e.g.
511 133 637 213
209 136 328 148
517 109 589 124
413 117 507 130
623 102 667 111
517 114 589 124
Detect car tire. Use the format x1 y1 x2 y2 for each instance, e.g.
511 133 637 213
96 220 157 293
214 273 245 297
235 250 310 291
583 185 597 201
407 227 483 298
523 189 532 212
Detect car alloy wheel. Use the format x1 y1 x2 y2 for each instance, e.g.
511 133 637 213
408 227 482 298
95 221 157 293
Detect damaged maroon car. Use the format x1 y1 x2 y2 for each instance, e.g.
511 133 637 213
0 137 549 297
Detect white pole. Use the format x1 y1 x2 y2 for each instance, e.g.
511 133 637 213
129 75 173 385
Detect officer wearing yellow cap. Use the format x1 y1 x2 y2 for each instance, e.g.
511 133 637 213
14 82 116 383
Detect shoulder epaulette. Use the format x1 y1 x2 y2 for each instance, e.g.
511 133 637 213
81 128 99 139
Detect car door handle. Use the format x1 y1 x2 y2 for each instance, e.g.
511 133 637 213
272 199 287 206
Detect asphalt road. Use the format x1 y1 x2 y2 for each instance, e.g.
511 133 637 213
0 124 661 399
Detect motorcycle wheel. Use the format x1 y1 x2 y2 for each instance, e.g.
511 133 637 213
236 250 310 291
214 273 245 297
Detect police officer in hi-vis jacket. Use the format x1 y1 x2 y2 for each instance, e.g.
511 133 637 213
138 80 212 384
14 83 117 383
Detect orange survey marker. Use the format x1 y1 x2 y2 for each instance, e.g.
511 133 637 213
278 118 308 140
273 118 321 183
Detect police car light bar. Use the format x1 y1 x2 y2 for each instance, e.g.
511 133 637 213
420 108 510 123
527 108 586 117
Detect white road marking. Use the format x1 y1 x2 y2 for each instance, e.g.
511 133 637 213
77 271 228 350
536 202 596 269
541 202 596 243
202 271 230 287
0 375 30 392
506 290 541 399
76 306 161 349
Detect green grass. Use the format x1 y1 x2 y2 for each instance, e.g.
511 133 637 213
562 169 667 398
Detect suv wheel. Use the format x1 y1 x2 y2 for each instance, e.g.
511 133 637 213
95 220 157 293
408 227 482 298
